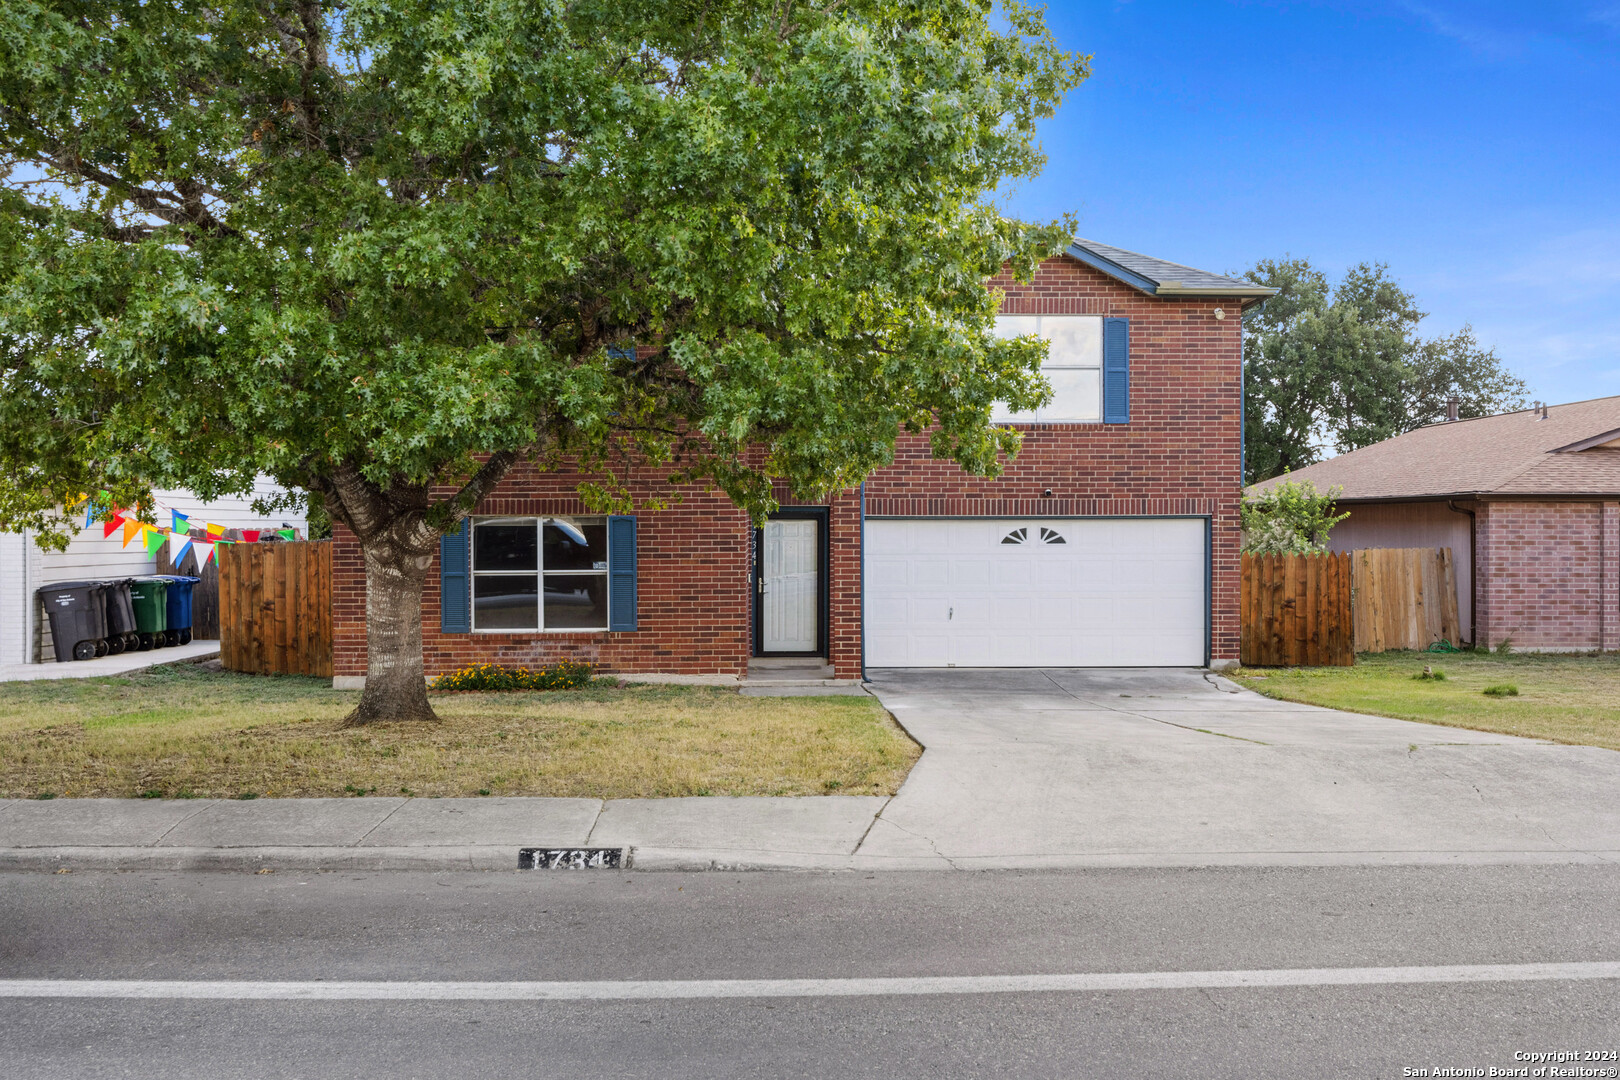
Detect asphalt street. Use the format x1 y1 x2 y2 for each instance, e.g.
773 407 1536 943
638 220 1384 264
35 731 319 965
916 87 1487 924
3 864 1618 1078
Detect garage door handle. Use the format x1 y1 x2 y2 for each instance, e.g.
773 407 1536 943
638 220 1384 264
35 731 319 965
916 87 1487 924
948 607 952 620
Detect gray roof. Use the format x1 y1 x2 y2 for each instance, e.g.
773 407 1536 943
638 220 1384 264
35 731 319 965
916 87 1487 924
1067 239 1278 302
1248 395 1620 501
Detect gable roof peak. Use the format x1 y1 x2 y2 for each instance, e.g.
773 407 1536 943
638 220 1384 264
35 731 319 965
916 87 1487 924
1066 238 1277 302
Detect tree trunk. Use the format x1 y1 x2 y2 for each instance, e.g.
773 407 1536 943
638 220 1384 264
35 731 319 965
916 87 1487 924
310 452 519 725
348 532 440 725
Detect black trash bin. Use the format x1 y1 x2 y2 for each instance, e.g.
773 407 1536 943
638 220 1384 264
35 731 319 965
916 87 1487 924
37 582 110 662
99 578 141 654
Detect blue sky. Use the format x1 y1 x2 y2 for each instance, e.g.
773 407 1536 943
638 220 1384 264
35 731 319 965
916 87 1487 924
995 0 1620 406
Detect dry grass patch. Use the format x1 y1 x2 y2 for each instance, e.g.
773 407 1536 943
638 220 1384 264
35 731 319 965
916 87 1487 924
0 664 919 799
1232 650 1620 751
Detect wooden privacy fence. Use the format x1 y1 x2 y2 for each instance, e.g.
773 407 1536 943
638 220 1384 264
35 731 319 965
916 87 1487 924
1240 552 1354 667
219 540 333 677
1350 547 1461 653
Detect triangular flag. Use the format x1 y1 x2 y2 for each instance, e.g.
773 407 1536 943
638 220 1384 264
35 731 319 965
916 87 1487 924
103 514 126 539
206 522 225 539
278 528 296 541
243 530 260 543
122 518 144 548
172 510 189 534
143 527 166 557
192 541 215 568
169 531 194 568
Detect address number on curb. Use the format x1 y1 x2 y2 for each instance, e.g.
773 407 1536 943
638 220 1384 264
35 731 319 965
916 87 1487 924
518 847 626 870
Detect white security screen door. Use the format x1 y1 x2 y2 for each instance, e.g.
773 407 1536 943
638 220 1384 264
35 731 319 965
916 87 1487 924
864 518 1206 667
762 518 820 653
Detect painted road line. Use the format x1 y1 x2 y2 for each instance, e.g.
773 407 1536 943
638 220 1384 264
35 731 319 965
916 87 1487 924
1 962 1617 1001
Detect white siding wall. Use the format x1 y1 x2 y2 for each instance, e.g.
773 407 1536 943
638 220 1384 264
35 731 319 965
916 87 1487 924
1328 501 1474 643
2 478 307 664
0 531 27 667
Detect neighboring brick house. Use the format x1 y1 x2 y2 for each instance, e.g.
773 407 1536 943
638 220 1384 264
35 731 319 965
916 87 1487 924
1251 396 1620 652
331 240 1274 684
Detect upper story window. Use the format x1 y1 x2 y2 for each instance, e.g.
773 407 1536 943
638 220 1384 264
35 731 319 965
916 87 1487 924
991 315 1103 423
472 517 609 631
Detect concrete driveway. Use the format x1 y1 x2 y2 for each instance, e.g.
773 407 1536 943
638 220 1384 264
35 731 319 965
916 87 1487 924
857 668 1620 869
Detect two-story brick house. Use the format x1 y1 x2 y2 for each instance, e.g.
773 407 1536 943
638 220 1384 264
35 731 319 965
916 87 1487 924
330 240 1274 684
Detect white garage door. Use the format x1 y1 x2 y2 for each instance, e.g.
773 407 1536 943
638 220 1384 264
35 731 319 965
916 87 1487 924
864 518 1206 667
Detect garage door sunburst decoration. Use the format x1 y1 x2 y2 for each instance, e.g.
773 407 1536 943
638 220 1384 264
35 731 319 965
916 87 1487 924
1039 528 1067 545
1000 528 1029 545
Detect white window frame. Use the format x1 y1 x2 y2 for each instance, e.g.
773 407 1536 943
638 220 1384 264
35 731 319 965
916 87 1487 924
991 314 1104 424
471 516 610 633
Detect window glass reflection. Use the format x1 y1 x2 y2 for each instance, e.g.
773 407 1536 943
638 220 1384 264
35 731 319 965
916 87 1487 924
543 518 608 571
544 575 608 629
474 577 539 630
474 522 537 572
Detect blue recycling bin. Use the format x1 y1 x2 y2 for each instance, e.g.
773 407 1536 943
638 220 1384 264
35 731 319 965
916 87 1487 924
157 575 201 646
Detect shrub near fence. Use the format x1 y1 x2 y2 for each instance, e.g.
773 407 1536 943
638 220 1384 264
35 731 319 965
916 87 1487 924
1240 552 1354 667
219 540 333 677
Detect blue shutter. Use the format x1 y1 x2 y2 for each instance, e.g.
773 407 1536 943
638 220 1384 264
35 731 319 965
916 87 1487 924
608 515 637 631
1103 316 1130 424
439 519 471 633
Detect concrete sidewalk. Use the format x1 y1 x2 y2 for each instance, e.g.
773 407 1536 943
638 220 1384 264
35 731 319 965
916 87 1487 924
4 668 1618 871
0 641 219 682
0 794 888 871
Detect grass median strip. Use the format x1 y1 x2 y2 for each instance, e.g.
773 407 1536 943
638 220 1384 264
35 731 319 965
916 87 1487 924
1231 651 1620 751
0 664 919 800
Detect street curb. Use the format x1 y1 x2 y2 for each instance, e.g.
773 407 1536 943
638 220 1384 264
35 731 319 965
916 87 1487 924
0 847 522 872
6 846 1619 873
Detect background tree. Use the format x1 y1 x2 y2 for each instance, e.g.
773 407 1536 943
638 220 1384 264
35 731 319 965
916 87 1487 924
0 0 1088 722
1241 257 1528 483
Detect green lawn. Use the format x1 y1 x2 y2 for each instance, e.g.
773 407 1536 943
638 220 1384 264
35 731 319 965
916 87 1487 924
0 663 919 800
1231 650 1620 751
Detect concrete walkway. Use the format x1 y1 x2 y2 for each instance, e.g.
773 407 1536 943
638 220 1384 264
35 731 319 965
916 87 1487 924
2 669 1617 870
0 641 219 682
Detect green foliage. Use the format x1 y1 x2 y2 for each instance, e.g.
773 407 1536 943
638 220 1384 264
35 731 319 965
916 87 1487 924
1241 259 1528 483
1482 683 1520 697
1412 667 1446 681
430 662 597 693
1240 480 1349 555
0 0 1091 545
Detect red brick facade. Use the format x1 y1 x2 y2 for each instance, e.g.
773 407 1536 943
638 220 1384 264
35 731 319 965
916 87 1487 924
332 254 1247 680
1474 498 1620 651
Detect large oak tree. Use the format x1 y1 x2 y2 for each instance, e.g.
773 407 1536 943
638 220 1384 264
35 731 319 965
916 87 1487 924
1241 257 1528 483
0 0 1088 721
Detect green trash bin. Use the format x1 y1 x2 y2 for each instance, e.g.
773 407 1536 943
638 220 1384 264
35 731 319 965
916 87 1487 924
127 578 169 651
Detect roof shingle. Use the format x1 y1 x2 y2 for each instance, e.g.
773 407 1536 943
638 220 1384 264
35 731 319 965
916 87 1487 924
1067 239 1276 299
1249 395 1620 500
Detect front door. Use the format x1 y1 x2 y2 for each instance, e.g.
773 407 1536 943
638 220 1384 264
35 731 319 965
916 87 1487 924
760 517 820 653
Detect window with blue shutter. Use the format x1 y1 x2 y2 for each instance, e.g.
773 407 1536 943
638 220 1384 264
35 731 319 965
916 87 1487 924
439 519 471 633
1103 317 1130 424
608 515 637 631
